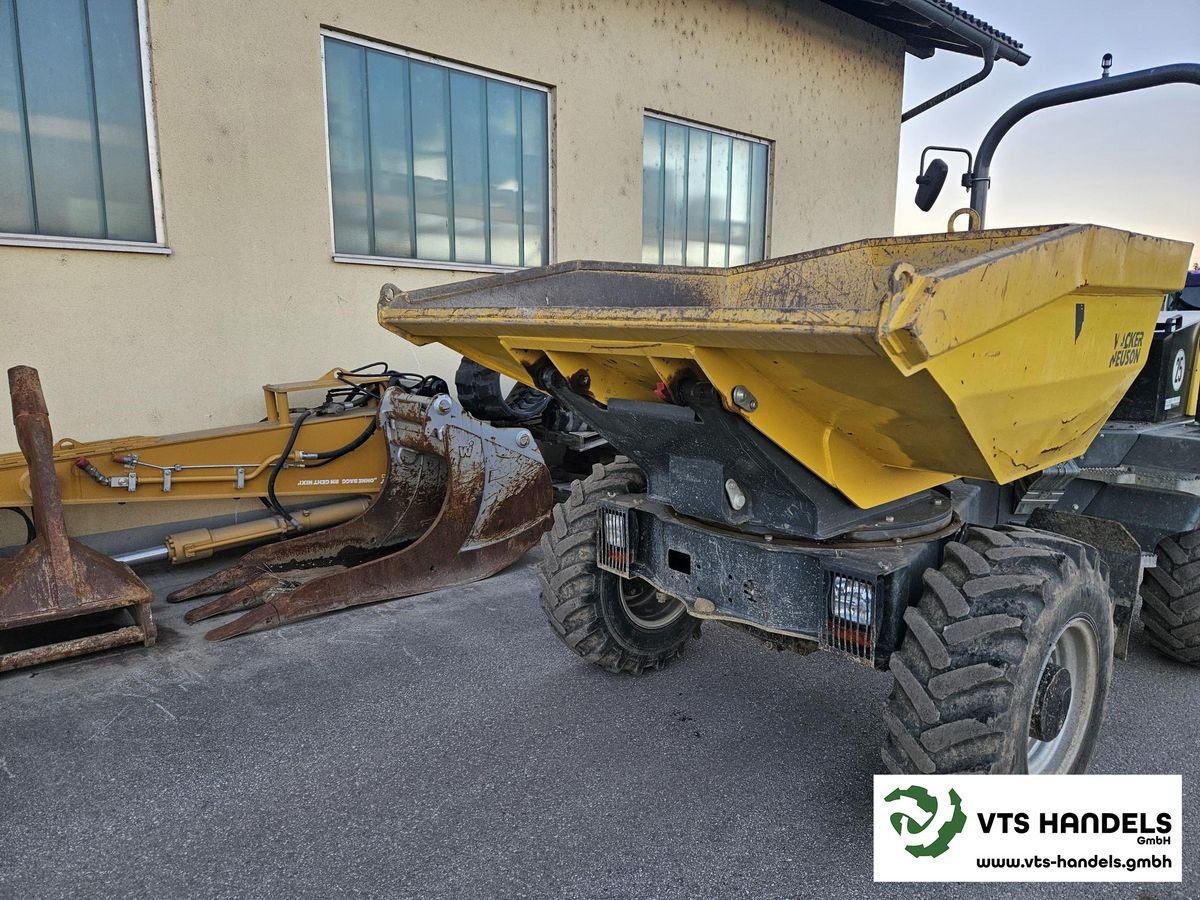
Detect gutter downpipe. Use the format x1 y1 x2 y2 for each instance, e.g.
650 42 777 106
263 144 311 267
902 39 998 122
897 0 1030 123
969 63 1200 226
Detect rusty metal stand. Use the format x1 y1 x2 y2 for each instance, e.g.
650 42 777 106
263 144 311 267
168 389 553 640
0 367 155 672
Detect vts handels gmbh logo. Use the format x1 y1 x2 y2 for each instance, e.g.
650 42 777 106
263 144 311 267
884 785 967 858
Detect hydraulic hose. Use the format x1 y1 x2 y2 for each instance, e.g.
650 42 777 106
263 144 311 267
305 417 377 465
267 409 312 527
2 506 35 544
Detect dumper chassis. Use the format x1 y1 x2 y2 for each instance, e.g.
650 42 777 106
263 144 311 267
380 224 1196 776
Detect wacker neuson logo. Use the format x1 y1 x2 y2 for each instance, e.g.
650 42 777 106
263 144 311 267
874 775 1182 882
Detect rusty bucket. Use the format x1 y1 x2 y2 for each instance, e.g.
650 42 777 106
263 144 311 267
168 388 553 639
0 367 154 672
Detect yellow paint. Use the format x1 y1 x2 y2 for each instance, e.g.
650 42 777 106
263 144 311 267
1187 344 1200 418
380 225 1195 508
0 371 387 506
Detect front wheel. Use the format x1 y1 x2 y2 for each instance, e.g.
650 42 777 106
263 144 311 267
537 459 697 674
882 525 1114 775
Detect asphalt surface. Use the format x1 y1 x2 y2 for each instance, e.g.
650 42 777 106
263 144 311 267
1 548 1197 899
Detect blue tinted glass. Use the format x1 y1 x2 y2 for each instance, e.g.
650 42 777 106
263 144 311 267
727 139 751 267
641 117 663 264
17 0 104 238
661 122 687 266
749 142 768 261
486 80 520 267
324 39 371 255
0 0 153 241
520 88 547 266
410 60 451 261
366 49 414 259
0 0 33 233
324 41 549 267
450 71 487 264
643 117 769 266
684 130 709 266
87 0 153 241
707 134 732 267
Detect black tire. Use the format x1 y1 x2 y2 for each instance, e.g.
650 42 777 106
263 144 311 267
882 525 1114 775
1141 531 1200 666
455 357 551 423
537 458 698 673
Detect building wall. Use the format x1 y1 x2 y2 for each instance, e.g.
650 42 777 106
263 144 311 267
0 0 904 541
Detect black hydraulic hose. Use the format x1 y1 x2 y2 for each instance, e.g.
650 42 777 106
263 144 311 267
970 62 1200 225
263 362 443 521
2 506 35 544
267 409 312 528
305 417 378 467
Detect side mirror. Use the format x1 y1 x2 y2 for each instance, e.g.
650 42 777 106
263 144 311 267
914 158 949 212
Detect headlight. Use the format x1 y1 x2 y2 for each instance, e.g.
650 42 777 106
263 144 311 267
830 574 874 627
601 508 627 549
597 504 633 579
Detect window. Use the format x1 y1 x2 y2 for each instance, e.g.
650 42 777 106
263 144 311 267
322 32 551 270
642 114 768 267
0 0 160 247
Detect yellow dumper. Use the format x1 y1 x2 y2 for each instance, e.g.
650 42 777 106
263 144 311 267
380 224 1194 775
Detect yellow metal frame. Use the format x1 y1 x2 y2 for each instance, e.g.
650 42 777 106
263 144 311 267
0 369 388 506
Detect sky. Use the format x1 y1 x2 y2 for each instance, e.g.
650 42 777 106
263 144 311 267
894 0 1200 266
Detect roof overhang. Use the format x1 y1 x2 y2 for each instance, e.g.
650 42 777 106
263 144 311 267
820 0 1029 65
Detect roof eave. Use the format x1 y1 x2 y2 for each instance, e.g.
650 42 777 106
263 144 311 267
821 0 1030 66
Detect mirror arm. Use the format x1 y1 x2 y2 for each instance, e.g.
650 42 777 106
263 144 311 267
918 146 974 184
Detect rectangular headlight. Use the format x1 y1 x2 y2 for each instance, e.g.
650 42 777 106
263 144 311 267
601 508 627 549
829 573 874 627
597 504 633 579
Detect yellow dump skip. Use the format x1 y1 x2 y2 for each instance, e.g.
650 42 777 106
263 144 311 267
379 225 1193 509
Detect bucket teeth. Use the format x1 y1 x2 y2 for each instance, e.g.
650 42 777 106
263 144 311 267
166 565 257 604
171 388 552 640
183 574 287 623
204 601 282 642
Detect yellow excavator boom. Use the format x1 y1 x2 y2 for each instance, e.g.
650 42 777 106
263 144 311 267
0 370 389 508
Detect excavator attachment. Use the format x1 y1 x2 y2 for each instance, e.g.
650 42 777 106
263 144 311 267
0 367 154 672
167 387 553 640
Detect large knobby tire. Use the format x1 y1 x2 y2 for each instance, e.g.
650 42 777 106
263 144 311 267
882 525 1114 775
537 458 698 673
1141 531 1200 666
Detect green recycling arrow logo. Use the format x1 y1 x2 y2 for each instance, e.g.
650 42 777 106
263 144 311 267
884 785 966 858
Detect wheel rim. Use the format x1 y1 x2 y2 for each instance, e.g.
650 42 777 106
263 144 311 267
1025 616 1100 774
617 577 686 630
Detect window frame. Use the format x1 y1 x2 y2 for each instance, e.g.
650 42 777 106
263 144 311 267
320 28 554 273
0 0 168 255
642 110 772 267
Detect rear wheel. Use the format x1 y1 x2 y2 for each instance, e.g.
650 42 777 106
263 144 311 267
537 458 697 673
1141 531 1200 666
882 526 1113 775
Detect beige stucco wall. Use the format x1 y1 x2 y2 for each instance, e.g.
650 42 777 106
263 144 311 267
0 0 903 543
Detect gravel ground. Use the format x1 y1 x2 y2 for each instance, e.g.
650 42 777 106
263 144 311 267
0 549 1196 899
